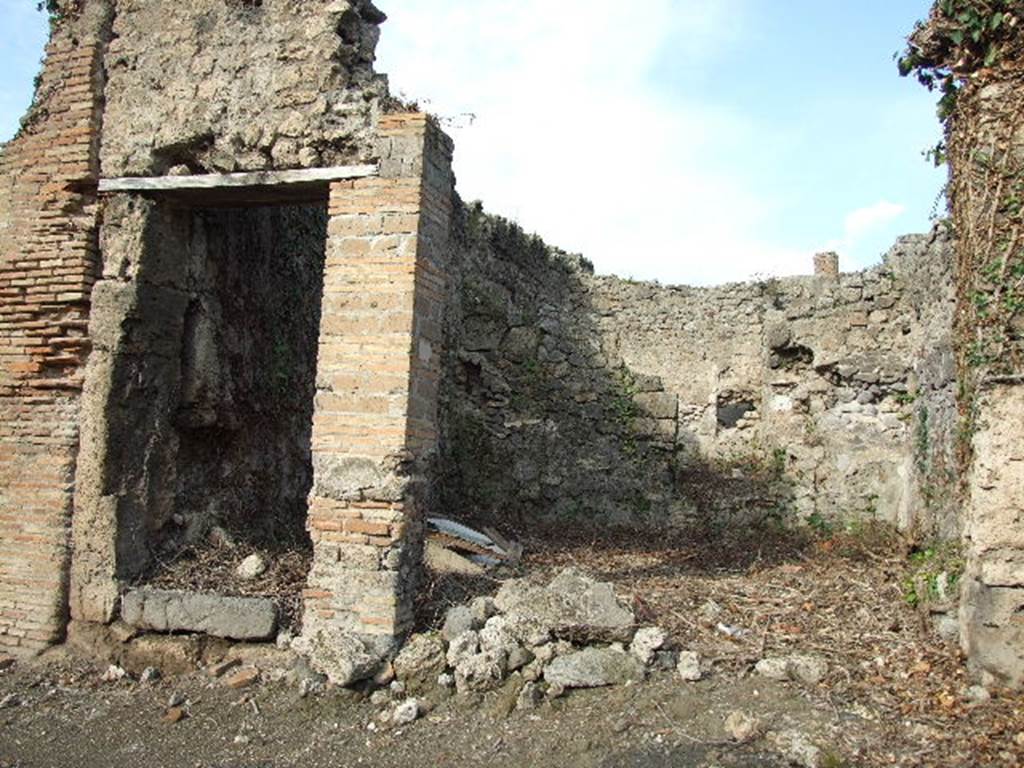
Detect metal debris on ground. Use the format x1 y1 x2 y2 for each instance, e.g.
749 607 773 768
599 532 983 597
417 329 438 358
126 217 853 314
425 518 523 573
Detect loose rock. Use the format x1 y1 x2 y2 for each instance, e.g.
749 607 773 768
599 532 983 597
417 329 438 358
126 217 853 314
208 658 242 678
442 605 478 642
393 633 446 696
235 553 268 580
724 711 760 743
101 665 127 682
391 698 420 726
495 568 636 644
788 655 828 686
543 647 645 689
676 651 703 682
454 650 507 694
0 693 21 709
446 630 480 669
224 667 260 689
755 657 791 682
770 730 824 768
630 626 668 665
162 707 186 724
516 681 543 710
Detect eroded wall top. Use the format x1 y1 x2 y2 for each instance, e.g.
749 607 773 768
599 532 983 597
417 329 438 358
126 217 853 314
100 0 388 176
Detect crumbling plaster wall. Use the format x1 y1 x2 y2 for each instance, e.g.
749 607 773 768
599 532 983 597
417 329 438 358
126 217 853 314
440 216 958 540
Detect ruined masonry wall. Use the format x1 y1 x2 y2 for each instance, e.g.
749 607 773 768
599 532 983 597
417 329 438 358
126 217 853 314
441 220 957 540
0 3 112 656
100 0 388 176
591 228 958 535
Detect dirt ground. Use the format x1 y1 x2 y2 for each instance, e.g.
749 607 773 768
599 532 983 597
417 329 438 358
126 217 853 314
1 524 1022 768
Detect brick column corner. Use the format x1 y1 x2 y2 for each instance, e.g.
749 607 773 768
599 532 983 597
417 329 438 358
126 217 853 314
300 113 454 684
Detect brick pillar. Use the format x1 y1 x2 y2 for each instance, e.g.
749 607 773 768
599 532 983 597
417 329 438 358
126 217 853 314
0 4 112 656
301 114 453 683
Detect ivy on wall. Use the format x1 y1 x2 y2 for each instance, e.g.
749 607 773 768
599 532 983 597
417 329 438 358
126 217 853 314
900 1 1024 482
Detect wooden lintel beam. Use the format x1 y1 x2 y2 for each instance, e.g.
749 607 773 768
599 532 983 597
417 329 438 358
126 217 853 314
97 164 378 194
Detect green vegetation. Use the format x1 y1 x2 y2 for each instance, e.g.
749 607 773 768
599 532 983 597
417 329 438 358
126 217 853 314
902 542 966 607
899 1 1020 122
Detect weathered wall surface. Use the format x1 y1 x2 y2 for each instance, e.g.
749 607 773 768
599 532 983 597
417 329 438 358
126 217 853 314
439 206 683 529
945 67 1024 688
440 214 957 538
593 227 958 535
0 2 112 656
101 0 388 176
960 384 1024 687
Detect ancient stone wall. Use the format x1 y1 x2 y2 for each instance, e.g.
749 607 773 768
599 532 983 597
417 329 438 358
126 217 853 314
946 65 1024 689
100 0 387 176
440 214 958 539
0 2 112 656
592 228 958 536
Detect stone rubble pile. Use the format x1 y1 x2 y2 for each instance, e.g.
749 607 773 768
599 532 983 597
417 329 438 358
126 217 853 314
374 568 701 723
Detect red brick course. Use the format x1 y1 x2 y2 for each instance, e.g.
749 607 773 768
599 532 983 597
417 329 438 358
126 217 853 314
0 20 107 655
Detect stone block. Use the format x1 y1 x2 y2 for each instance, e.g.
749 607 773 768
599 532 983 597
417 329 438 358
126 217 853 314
635 392 678 420
121 588 278 641
543 647 644 688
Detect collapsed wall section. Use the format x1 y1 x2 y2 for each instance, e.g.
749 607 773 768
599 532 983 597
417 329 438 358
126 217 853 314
0 2 112 656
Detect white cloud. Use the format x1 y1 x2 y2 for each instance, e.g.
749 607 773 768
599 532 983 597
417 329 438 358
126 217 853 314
376 0 816 286
844 200 906 240
822 200 907 261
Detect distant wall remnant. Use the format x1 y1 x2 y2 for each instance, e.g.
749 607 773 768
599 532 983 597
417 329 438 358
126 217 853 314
813 251 840 278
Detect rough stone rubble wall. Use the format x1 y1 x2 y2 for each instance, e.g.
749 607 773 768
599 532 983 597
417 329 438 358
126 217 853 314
439 209 682 529
440 217 958 539
0 2 112 656
949 71 1024 688
591 228 958 535
100 0 388 176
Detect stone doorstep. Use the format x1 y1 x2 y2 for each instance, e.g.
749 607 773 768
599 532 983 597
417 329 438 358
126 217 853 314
120 587 278 642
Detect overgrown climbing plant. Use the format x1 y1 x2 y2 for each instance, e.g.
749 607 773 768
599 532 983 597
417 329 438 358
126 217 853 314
900 1 1022 119
900 1 1024 479
35 1 80 25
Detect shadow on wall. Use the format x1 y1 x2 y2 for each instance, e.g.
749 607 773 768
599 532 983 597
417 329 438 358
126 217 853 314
436 201 795 536
76 196 326 590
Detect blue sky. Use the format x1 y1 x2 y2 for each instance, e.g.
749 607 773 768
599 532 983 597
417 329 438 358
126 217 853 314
0 1 945 285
